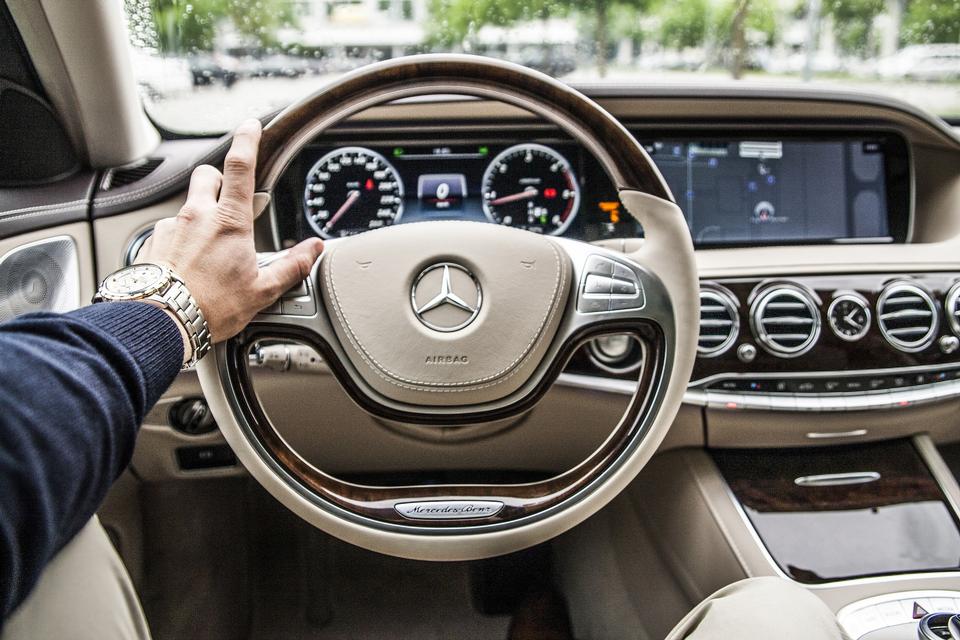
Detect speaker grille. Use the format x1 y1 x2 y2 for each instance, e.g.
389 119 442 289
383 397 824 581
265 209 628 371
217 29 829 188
100 158 162 191
0 236 79 322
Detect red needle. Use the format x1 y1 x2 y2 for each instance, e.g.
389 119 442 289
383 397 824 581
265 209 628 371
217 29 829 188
490 187 538 206
323 190 360 232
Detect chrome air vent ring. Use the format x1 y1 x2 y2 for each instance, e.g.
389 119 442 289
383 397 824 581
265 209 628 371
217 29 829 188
945 281 960 337
750 285 821 358
698 287 740 357
877 282 938 353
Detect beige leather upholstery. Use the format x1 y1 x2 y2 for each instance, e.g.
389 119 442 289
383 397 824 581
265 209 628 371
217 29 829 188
2 518 150 640
321 221 570 406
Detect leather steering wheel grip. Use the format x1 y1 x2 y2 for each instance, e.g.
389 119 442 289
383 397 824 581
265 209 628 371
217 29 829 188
196 54 699 561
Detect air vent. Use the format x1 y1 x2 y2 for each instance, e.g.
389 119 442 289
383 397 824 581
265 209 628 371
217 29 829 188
698 288 739 357
946 282 960 336
877 282 938 352
750 285 820 357
100 158 162 191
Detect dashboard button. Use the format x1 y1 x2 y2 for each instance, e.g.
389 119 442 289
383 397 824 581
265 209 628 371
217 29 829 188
794 380 817 394
822 379 842 393
842 378 867 392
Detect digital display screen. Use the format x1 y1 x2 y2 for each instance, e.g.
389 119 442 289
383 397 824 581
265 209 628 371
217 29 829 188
278 134 906 248
643 139 893 245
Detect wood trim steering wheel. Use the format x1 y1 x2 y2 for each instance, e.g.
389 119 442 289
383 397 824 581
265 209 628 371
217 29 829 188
197 54 699 561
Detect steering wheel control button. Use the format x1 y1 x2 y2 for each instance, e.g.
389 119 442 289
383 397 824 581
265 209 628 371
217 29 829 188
578 254 645 313
395 500 504 521
282 295 316 316
584 274 612 295
411 262 482 332
284 279 309 298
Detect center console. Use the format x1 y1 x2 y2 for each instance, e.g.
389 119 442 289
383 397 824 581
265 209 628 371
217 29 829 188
711 439 960 640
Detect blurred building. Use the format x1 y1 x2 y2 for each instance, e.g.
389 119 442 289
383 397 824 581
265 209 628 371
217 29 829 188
280 0 428 57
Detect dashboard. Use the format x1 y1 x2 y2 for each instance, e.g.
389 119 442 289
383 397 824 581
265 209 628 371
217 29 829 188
273 130 911 248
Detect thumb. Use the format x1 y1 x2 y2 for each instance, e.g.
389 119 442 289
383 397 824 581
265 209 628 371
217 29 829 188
257 238 325 302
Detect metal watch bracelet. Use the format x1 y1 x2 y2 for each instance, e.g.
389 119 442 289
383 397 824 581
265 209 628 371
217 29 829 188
163 275 211 369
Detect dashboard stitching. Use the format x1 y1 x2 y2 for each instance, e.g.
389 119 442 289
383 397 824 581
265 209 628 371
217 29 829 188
323 223 566 391
0 199 87 218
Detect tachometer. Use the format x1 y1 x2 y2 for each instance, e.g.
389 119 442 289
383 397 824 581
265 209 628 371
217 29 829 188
481 144 580 235
303 147 404 238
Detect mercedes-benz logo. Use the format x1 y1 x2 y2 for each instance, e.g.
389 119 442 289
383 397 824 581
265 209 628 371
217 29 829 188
411 263 482 332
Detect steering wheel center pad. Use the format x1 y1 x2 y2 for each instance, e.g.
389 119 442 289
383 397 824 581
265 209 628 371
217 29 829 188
321 221 570 406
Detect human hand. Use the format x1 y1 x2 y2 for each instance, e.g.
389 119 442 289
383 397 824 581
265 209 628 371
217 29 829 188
138 119 324 343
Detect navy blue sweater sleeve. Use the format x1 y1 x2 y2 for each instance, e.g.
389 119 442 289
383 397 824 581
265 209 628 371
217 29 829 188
0 301 183 619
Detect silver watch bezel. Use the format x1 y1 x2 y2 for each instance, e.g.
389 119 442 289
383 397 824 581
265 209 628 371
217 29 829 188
96 263 172 302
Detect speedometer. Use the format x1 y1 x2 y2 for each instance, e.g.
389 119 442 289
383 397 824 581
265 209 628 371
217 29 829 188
303 147 404 238
481 144 580 235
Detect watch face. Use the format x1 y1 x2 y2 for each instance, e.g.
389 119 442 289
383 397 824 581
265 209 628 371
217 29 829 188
828 295 871 341
102 264 167 299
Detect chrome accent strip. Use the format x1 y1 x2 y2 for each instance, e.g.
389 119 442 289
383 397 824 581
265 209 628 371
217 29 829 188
691 380 960 412
395 500 504 520
690 362 960 388
555 372 638 396
794 471 880 487
806 429 869 439
946 281 960 337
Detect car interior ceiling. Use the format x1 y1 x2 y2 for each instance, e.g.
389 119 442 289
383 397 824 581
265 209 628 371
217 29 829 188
3 1 960 639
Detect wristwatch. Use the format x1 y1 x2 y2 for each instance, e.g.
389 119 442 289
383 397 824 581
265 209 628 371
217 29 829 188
93 263 211 369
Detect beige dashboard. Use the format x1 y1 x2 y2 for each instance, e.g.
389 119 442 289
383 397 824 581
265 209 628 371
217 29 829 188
86 86 960 482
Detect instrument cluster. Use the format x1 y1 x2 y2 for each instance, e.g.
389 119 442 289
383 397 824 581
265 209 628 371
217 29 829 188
275 140 637 246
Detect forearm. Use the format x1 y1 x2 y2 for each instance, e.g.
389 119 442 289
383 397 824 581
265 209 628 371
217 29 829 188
0 302 182 619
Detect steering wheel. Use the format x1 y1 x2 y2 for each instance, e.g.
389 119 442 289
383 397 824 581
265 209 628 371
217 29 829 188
197 54 698 561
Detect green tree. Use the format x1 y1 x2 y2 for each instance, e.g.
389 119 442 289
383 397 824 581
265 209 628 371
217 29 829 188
653 0 710 48
426 0 648 76
712 0 777 77
126 0 297 54
821 0 885 54
901 0 960 44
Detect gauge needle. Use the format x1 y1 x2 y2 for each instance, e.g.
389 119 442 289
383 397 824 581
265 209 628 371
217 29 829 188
844 309 860 326
323 190 360 232
490 187 538 206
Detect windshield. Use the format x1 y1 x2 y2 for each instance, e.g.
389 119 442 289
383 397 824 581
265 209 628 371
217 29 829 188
123 0 960 133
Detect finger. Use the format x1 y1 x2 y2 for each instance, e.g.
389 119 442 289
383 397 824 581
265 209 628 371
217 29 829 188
218 119 262 227
184 165 222 212
255 238 324 303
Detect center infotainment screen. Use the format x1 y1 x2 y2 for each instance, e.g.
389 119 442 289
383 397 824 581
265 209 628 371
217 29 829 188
642 138 896 245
